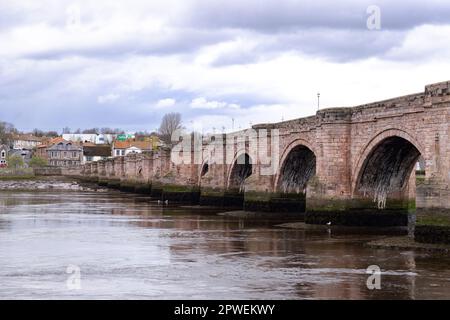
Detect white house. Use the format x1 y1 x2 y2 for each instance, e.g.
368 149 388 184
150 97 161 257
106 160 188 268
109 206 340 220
82 145 112 163
125 146 142 155
112 140 153 157
12 134 43 150
62 134 116 145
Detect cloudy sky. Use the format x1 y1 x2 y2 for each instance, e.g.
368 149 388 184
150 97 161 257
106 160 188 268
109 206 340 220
1 0 450 133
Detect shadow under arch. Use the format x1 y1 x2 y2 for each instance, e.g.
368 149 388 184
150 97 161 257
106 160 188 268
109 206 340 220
227 153 253 191
198 160 210 186
273 143 317 213
353 134 422 212
224 152 253 208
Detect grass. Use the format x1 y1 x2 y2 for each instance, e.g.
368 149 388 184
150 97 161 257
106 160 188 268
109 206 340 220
0 168 36 180
0 175 36 181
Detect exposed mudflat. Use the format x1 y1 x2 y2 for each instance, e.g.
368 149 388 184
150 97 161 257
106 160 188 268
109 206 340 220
0 178 108 192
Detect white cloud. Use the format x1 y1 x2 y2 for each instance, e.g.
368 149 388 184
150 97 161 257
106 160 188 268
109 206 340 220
155 98 176 108
190 97 240 110
97 93 120 104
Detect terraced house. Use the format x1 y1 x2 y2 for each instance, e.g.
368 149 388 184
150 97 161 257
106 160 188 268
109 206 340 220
47 139 83 167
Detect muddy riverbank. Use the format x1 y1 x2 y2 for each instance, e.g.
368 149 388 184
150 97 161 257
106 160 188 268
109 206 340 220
0 177 108 192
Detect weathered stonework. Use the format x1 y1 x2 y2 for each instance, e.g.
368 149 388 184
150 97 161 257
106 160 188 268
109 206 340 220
64 81 450 235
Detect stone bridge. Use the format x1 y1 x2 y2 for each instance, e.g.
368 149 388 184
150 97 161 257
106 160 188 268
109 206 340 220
65 80 450 227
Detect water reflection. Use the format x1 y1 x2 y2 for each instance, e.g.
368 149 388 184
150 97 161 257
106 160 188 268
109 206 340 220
0 190 449 299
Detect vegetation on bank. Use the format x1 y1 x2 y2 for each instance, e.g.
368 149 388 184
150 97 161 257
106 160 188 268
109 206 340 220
28 156 48 168
0 156 48 180
6 155 24 169
0 169 36 180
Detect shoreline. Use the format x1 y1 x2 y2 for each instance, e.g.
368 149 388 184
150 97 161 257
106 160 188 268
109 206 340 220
0 177 108 193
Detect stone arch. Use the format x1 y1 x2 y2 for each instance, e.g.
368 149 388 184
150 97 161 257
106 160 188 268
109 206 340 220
353 129 423 208
227 151 253 191
274 138 317 191
198 159 210 185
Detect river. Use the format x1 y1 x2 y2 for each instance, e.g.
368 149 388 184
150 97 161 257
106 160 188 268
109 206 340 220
0 183 449 299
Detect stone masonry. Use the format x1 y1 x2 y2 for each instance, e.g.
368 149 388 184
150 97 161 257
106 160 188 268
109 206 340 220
63 80 450 227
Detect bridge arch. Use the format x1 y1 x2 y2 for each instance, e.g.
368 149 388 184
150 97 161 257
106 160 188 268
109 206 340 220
198 159 210 186
274 139 317 192
353 129 423 208
227 151 253 191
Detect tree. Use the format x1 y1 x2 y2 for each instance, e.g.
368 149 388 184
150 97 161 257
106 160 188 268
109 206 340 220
62 127 71 134
32 129 58 138
7 155 24 169
82 128 99 134
32 129 45 137
45 131 59 137
29 156 48 168
158 112 182 146
0 121 18 145
100 128 124 134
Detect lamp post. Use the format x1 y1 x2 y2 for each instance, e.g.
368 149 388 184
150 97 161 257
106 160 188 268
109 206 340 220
317 93 320 111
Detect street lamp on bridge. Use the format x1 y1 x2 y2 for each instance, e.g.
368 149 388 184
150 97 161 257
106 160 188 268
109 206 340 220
317 92 320 111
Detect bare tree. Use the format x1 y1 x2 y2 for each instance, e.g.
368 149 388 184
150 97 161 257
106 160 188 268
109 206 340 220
45 131 59 137
32 128 45 137
0 121 18 145
82 128 99 134
158 112 182 146
100 127 124 134
62 127 71 134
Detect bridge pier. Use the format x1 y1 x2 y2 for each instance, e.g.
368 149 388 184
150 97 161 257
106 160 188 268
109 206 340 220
304 173 415 227
242 174 307 213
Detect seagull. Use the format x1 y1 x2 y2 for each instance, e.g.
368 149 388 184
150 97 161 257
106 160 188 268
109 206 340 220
165 200 169 205
157 200 161 205
326 221 332 226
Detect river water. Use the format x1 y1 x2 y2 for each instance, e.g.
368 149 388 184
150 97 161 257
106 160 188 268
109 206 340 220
0 185 449 300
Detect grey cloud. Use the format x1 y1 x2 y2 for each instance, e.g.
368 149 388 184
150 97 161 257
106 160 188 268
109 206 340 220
210 29 406 66
185 0 450 31
22 28 233 60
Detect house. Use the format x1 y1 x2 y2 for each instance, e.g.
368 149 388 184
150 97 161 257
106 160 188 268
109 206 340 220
112 140 154 157
82 144 112 163
35 137 65 161
0 144 9 167
12 134 43 150
47 139 83 167
62 133 117 145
